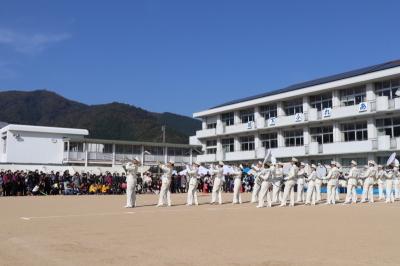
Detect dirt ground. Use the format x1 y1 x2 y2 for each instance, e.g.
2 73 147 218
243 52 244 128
0 192 399 266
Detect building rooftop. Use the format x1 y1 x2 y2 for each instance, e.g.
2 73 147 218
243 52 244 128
1 124 89 136
212 59 400 109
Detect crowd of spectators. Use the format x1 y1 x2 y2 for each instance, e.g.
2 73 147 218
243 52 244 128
0 168 257 197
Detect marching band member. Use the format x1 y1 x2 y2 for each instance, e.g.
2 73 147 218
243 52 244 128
305 164 318 205
315 163 323 202
157 160 174 207
377 165 386 200
123 157 141 208
394 168 400 200
272 162 283 203
251 161 264 203
325 161 340 205
384 162 398 203
296 162 306 203
344 160 359 204
280 158 299 207
256 162 274 208
186 162 200 206
210 161 224 205
232 165 243 204
360 160 377 203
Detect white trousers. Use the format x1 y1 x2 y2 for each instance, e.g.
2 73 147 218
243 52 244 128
344 179 357 204
305 180 316 205
187 179 198 205
211 178 223 204
251 180 261 203
315 179 322 202
326 180 337 204
386 179 395 203
296 178 305 202
257 181 272 207
158 179 171 206
394 179 400 199
378 179 385 200
281 180 296 207
232 178 242 204
126 179 137 208
361 178 374 203
272 180 282 203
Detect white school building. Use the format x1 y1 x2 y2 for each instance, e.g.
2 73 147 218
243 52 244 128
190 60 400 166
0 123 200 171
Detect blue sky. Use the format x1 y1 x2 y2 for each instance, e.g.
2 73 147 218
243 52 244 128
0 0 399 116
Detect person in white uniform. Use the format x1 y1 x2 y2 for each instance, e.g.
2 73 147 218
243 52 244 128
344 160 359 204
157 161 174 207
376 165 386 200
210 161 224 205
186 162 200 206
394 166 400 200
314 163 324 203
232 165 242 204
280 158 299 207
251 161 264 203
305 164 318 205
256 162 274 208
384 163 398 203
123 157 141 208
272 162 284 203
296 162 306 203
325 161 340 205
360 160 377 203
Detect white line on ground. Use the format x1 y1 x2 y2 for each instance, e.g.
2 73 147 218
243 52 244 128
20 211 135 221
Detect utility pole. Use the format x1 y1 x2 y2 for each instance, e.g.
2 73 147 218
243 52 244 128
161 125 166 143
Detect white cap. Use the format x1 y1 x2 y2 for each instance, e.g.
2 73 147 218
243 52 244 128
351 160 357 166
368 160 376 166
218 161 224 166
168 160 175 165
311 164 317 169
292 157 298 163
134 156 140 162
330 161 336 166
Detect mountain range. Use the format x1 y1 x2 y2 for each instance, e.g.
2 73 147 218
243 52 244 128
0 90 201 144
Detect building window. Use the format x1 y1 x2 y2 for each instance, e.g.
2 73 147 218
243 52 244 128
221 112 234 126
283 99 303 116
341 158 367 167
222 138 234 153
259 104 277 119
206 140 217 154
375 79 400 99
69 142 84 152
341 122 368 141
207 123 216 129
239 109 254 123
310 92 332 111
260 132 278 148
340 86 366 106
284 130 303 147
376 117 400 138
310 126 333 144
239 135 255 151
116 145 141 154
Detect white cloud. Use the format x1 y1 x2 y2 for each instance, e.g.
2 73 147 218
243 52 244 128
0 28 71 55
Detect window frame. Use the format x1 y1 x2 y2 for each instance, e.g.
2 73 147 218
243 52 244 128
339 86 366 106
239 135 255 151
283 130 304 147
283 99 303 116
221 138 234 153
341 122 368 142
